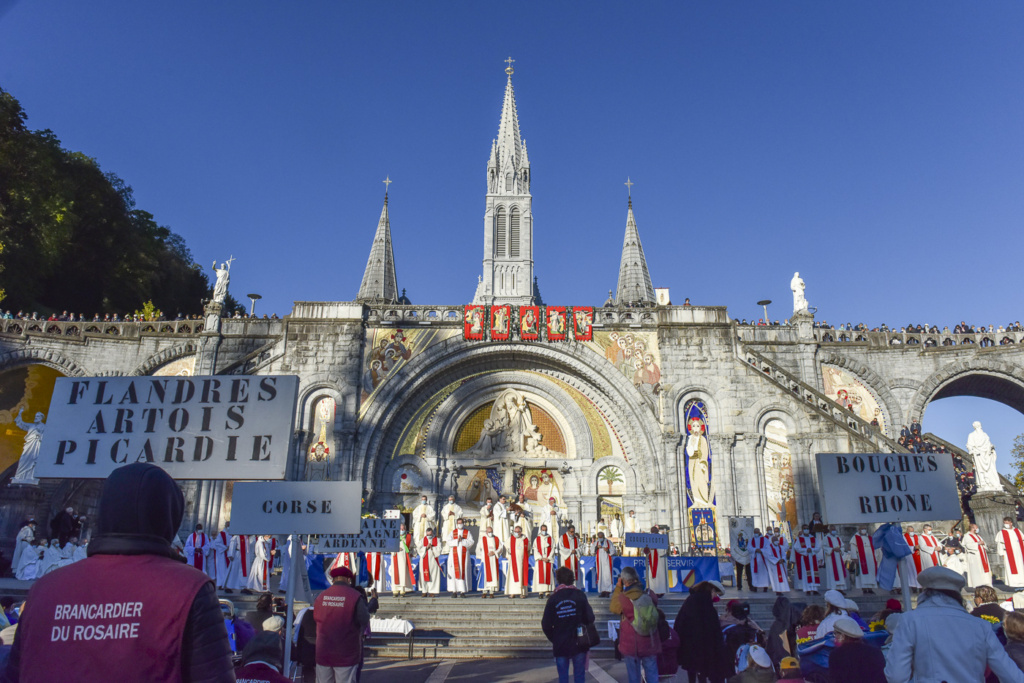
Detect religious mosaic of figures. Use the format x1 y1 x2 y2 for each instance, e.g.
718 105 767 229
763 418 798 529
361 327 458 403
587 331 662 395
821 365 886 431
464 305 593 342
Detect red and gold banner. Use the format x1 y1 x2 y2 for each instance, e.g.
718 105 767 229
490 305 512 341
545 306 568 341
571 306 594 341
464 305 486 340
519 306 541 341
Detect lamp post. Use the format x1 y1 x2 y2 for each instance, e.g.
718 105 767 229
757 299 772 324
247 293 262 317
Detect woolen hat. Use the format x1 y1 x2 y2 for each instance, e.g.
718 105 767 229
330 565 355 579
917 565 966 591
240 631 283 670
885 598 902 611
832 617 863 639
748 645 772 669
824 589 846 608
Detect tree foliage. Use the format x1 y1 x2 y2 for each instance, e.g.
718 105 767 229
1010 434 1024 495
0 87 211 315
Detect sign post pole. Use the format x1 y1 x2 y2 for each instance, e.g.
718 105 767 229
284 534 299 672
897 558 912 613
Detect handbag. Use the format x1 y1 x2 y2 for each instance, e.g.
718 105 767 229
576 621 601 650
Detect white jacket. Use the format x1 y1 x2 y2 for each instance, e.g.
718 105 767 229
884 592 1024 683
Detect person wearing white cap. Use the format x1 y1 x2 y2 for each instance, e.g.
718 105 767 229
728 644 774 682
814 590 849 638
827 616 885 682
884 566 1024 683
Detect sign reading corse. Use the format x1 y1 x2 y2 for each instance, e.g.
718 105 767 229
815 452 962 524
229 481 362 536
36 375 299 480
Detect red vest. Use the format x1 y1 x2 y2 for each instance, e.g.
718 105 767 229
313 583 363 667
234 662 291 683
16 554 211 683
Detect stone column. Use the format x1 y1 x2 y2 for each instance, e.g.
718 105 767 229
195 301 223 375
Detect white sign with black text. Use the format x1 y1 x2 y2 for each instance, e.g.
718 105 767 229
36 375 299 480
228 481 362 536
312 518 402 553
815 452 962 524
624 532 669 550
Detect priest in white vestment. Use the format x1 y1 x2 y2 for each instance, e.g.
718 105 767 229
12 521 35 571
917 525 943 570
419 528 441 596
477 526 503 597
545 500 562 546
623 510 639 556
560 526 582 587
533 525 556 595
448 520 474 596
392 524 417 595
246 535 273 592
822 527 848 591
38 540 64 576
440 495 463 550
511 500 532 541
366 551 385 593
998 517 1024 588
963 524 993 588
329 550 359 578
208 526 231 587
792 527 820 594
506 526 531 597
71 541 87 563
225 532 252 592
766 537 791 594
184 524 210 574
750 530 771 592
412 496 436 544
850 527 879 592
14 542 42 581
610 514 624 543
643 527 668 596
493 496 511 548
593 531 616 596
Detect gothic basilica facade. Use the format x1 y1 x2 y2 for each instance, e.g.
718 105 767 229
1 66 1018 551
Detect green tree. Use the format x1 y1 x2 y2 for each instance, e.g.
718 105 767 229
0 86 210 316
1010 434 1024 494
599 467 624 495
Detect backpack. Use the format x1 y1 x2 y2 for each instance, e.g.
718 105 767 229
723 621 761 674
629 592 659 637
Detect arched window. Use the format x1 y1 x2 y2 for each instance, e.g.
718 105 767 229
495 207 507 257
505 172 513 192
509 208 520 258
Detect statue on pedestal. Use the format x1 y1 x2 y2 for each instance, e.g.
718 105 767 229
10 408 45 486
791 272 808 315
212 257 234 304
968 421 1002 492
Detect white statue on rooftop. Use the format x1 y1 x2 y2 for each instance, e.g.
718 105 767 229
791 272 808 315
10 408 45 486
968 421 1001 492
212 257 234 304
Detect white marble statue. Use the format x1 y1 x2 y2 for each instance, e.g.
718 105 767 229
212 258 233 304
968 421 1001 492
791 271 808 315
11 408 45 485
464 389 556 456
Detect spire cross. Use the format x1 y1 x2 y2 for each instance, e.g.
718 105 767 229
624 177 634 198
505 56 515 75
382 176 392 195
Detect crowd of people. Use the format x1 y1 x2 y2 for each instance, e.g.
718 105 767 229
736 318 1024 346
0 310 281 323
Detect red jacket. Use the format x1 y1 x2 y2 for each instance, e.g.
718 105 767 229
657 626 680 674
611 585 662 659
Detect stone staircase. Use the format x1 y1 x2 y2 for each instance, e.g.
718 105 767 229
737 345 906 454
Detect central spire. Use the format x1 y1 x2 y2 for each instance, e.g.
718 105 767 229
474 60 535 305
615 188 656 306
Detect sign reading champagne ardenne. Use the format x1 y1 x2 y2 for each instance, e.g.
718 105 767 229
815 452 962 525
36 375 299 480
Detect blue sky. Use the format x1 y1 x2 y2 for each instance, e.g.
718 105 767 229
2 2 1023 465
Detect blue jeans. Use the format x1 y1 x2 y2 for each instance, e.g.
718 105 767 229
624 655 659 683
554 652 587 683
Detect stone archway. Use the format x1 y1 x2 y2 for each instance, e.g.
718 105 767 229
910 359 1024 422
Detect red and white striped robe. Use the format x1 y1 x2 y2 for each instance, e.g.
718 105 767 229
851 533 879 588
533 534 555 591
794 535 820 590
917 534 942 570
391 533 416 593
904 532 922 573
750 535 771 588
560 533 580 579
822 534 848 590
506 534 531 595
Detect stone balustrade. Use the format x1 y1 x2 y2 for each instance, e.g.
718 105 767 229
0 319 206 339
737 324 1024 349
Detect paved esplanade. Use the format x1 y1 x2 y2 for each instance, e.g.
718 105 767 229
2 61 1022 555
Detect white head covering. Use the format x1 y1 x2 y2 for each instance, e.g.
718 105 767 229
824 589 846 608
832 617 863 639
748 644 772 668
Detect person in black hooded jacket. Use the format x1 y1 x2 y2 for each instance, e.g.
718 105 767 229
2 462 234 683
674 581 728 683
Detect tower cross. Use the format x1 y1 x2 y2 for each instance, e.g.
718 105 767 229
505 56 515 75
383 176 392 195
624 177 634 197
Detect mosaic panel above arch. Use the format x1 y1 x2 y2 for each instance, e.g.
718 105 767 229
821 364 886 431
454 400 566 454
